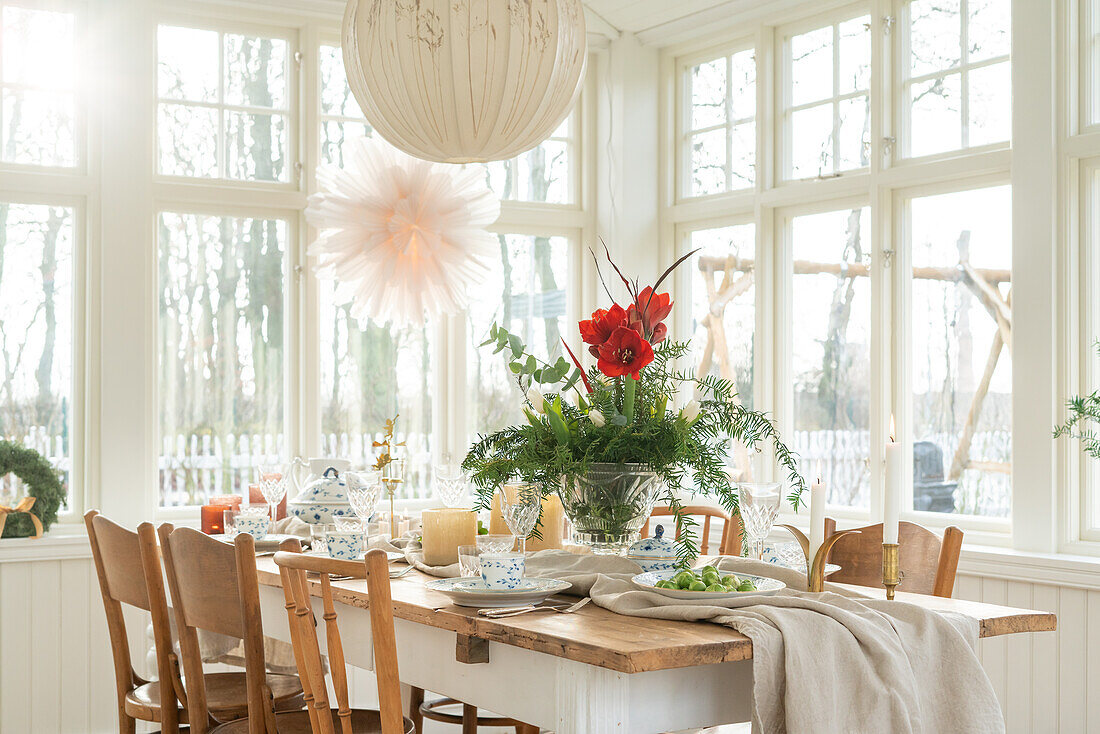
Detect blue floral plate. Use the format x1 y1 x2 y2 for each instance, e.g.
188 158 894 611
426 577 571 608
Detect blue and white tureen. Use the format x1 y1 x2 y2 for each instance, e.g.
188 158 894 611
287 458 355 524
625 524 679 573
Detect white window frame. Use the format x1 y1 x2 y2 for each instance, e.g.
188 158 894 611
675 38 758 201
661 0 1019 546
895 0 1012 162
893 173 1014 540
1063 0 1100 550
154 14 302 191
0 0 92 527
778 3 873 182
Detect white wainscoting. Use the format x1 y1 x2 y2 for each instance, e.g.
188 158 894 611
0 542 1094 733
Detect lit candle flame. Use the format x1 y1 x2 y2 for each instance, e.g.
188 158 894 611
889 414 896 443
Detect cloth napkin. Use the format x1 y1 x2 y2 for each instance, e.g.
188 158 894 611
524 551 1005 734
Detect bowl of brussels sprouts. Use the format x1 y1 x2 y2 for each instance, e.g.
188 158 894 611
631 565 785 600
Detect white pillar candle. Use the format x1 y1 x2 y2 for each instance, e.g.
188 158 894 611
421 508 477 566
808 477 826 562
884 417 902 545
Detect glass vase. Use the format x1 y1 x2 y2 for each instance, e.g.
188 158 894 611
558 463 662 554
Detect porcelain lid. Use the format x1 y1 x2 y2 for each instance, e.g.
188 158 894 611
626 524 677 559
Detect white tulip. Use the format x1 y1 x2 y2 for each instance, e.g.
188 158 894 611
680 399 701 423
527 387 546 413
589 410 607 428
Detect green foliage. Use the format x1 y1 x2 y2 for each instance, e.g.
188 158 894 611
463 327 807 562
1055 345 1100 461
0 440 65 538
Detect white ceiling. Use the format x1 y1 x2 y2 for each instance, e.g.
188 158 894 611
582 0 735 35
583 0 813 46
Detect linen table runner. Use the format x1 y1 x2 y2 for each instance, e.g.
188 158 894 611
525 551 1005 734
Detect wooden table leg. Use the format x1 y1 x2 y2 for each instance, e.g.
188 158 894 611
462 703 478 734
409 686 424 734
515 725 540 733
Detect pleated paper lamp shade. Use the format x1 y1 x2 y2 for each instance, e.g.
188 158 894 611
342 0 587 164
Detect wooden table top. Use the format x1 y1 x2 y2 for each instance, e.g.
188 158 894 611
254 559 1056 675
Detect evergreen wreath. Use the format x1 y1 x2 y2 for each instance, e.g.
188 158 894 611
0 440 65 539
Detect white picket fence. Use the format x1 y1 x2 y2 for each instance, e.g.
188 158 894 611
791 428 1011 517
159 431 433 506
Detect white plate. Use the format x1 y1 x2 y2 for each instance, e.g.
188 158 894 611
631 570 785 600
426 577 572 608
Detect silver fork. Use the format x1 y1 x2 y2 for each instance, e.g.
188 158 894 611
478 597 591 618
389 565 414 578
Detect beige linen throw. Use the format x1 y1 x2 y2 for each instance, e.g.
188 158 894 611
524 551 1005 734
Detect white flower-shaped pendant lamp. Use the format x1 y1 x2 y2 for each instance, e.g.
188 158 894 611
342 0 587 163
306 137 501 327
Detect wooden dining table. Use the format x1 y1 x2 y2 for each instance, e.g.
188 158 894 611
252 558 1056 734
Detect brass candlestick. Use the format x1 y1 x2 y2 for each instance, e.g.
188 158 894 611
882 543 900 600
777 524 860 592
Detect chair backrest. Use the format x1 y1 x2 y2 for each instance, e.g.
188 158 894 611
823 518 964 597
158 523 279 734
274 549 405 734
84 510 181 731
641 505 742 557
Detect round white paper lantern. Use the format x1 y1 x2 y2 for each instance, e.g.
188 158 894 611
342 0 587 164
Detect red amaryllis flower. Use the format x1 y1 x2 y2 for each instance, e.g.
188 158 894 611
628 287 673 344
579 304 630 357
597 326 654 379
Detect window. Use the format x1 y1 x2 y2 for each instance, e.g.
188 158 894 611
782 12 871 179
906 185 1011 518
313 43 434 498
901 0 1010 158
0 202 75 507
157 212 287 506
319 43 370 166
157 24 293 182
483 119 577 205
790 206 872 508
681 47 756 197
1 4 76 167
1076 159 1100 538
687 224 755 409
668 3 1014 532
467 233 572 437
686 223 756 478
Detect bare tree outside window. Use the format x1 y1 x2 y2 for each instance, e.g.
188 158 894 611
905 0 1010 157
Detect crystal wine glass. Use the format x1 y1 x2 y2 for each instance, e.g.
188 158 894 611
433 462 467 508
257 465 290 525
346 470 382 530
738 482 782 561
499 482 542 555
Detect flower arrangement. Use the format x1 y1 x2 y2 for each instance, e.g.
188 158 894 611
463 249 807 560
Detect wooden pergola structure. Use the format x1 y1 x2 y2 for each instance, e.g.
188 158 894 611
697 232 1012 482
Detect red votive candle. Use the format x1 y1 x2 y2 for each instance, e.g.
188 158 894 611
248 482 287 520
200 504 225 534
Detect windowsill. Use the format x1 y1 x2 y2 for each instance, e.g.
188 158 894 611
0 527 91 563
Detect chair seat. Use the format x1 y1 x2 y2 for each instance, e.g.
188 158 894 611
125 672 304 722
210 708 415 734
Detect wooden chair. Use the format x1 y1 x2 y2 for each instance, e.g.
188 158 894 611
270 548 416 734
823 518 964 597
410 692 538 734
641 505 742 557
156 524 307 733
86 510 184 733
